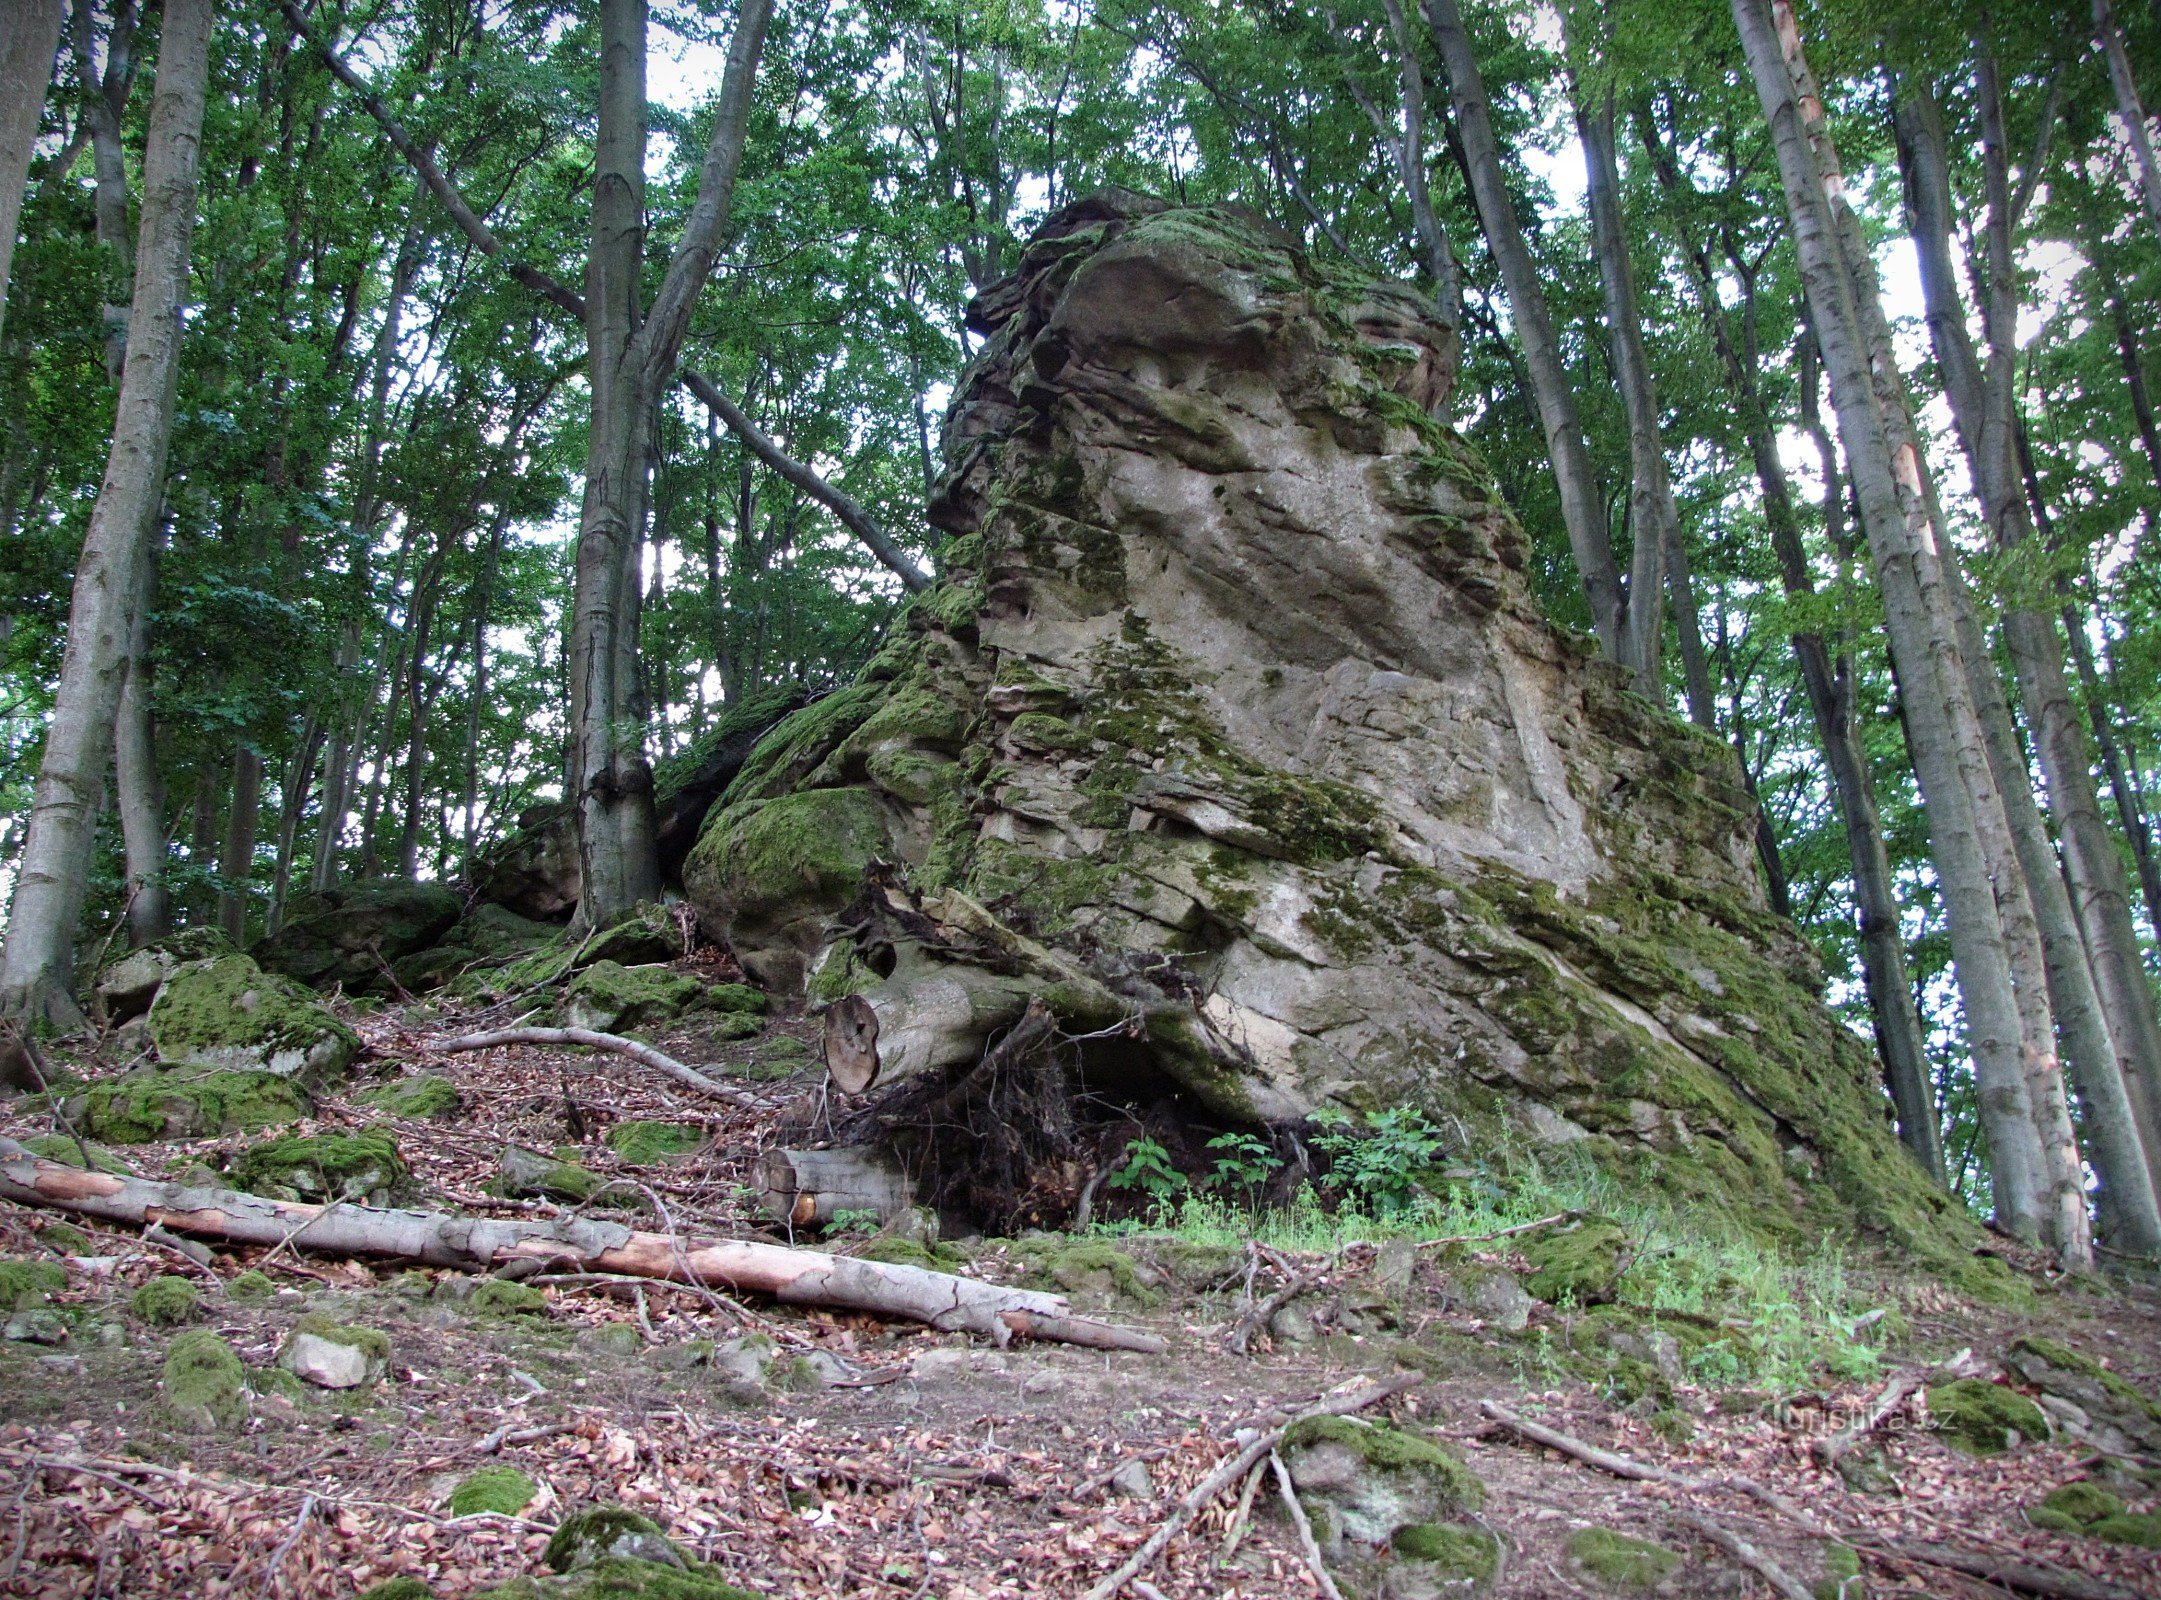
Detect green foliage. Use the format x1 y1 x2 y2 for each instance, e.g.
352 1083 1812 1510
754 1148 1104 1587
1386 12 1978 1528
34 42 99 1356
1310 1107 1446 1217
1104 1136 1188 1206
1203 1132 1280 1205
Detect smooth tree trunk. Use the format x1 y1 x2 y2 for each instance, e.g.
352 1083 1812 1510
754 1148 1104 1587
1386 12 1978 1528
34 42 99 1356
0 0 65 349
113 535 168 947
1897 75 2161 1247
2096 0 2161 231
1731 0 2082 1262
216 747 262 945
70 0 138 379
567 0 771 929
1422 0 1628 663
0 0 211 1030
1637 102 1944 1181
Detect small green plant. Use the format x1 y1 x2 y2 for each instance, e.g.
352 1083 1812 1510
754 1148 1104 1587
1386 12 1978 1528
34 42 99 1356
1105 1136 1188 1207
1310 1106 1446 1217
1204 1132 1281 1205
826 1208 881 1238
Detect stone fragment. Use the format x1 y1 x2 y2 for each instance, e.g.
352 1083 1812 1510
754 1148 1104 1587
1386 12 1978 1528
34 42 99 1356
3 1309 66 1344
1108 1459 1155 1500
2003 1335 2161 1456
1450 1264 1533 1332
283 1330 371 1388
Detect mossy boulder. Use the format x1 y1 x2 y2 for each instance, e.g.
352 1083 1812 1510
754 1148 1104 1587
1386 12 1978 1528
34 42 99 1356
2089 1512 2161 1547
356 1581 439 1600
0 1259 66 1311
448 1465 539 1517
2004 1335 2161 1456
20 1133 133 1174
1280 1415 1483 1550
572 902 686 970
2029 1481 2124 1533
606 1121 704 1165
1564 1526 1682 1590
254 879 462 991
360 1073 464 1119
545 1507 687 1573
391 944 476 993
279 1313 391 1388
564 962 707 1032
497 1146 628 1206
453 903 564 959
1389 1521 1501 1590
228 1129 409 1203
146 953 358 1081
470 1279 550 1317
163 1329 247 1430
93 928 237 1022
1520 1217 1630 1304
34 1222 92 1253
72 1067 311 1143
130 1275 200 1326
227 1269 275 1300
472 1559 762 1600
710 1012 763 1042
701 983 768 1016
1927 1379 2048 1454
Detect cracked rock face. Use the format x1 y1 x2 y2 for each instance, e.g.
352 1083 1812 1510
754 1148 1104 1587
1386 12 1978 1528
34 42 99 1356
685 190 1954 1245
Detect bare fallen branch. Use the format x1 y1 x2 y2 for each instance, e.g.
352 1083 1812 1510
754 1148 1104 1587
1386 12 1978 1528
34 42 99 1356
1080 1374 1419 1600
1225 1257 1321 1355
1812 1370 1924 1468
0 1140 1162 1352
435 1026 763 1108
1270 1450 1346 1600
1668 1509 1813 1600
1414 1209 1581 1249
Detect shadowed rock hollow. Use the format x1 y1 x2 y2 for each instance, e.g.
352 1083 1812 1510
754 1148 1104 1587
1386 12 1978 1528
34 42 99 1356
685 190 1959 1253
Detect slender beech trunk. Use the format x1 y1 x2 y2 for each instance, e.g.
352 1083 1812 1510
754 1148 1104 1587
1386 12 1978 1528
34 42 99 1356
2097 0 2161 230
113 533 168 947
1897 75 2161 1247
267 722 322 936
2108 290 2161 507
1639 103 1944 1180
216 747 262 945
567 0 770 928
70 0 138 379
1422 0 1629 664
2063 607 2161 934
0 0 211 1030
0 0 65 349
397 541 449 881
463 515 504 867
1732 0 2083 1262
1575 75 1671 696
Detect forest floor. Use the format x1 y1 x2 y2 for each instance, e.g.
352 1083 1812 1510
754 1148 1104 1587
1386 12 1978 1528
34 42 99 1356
4 978 2161 1600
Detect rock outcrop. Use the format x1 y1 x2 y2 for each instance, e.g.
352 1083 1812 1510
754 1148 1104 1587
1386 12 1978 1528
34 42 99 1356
682 191 1955 1251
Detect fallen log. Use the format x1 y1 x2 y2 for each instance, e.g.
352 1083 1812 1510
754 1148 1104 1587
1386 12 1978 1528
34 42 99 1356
435 1025 762 1108
0 1138 1163 1352
758 1146 915 1228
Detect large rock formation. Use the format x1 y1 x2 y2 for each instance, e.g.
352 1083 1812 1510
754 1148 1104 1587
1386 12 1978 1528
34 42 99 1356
684 192 1955 1251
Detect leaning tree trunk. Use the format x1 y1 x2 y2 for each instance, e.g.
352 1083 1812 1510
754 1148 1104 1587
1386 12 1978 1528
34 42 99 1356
113 535 169 947
0 0 64 350
1422 0 1627 662
71 0 138 379
1898 76 2161 1245
2096 0 2161 232
568 0 770 929
1731 0 2076 1258
0 0 212 1031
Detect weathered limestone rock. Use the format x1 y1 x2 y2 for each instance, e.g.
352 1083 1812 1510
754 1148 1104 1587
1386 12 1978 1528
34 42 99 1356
228 1129 410 1203
146 953 358 1081
471 803 582 921
278 1315 390 1388
255 880 462 991
681 191 1962 1252
71 1066 312 1143
562 962 705 1032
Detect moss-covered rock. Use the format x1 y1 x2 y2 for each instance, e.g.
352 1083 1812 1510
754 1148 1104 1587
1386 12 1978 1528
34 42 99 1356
130 1275 200 1325
472 1558 762 1599
20 1134 134 1174
700 983 768 1016
454 903 564 960
710 1012 763 1042
146 954 358 1081
497 1146 628 1205
34 1222 92 1254
1520 1217 1630 1304
1811 1540 1863 1600
1390 1521 1500 1587
1927 1379 2048 1454
545 1507 686 1573
360 1073 464 1119
279 1314 391 1388
2005 1335 2161 1456
2030 1481 2124 1533
228 1129 409 1203
255 879 462 991
227 1269 275 1300
606 1121 704 1165
448 1465 539 1517
72 1068 311 1143
0 1259 66 1311
1564 1526 1682 1590
1280 1415 1482 1549
163 1329 247 1430
470 1280 550 1317
356 1580 439 1600
572 903 687 971
2090 1512 2161 1548
565 962 707 1032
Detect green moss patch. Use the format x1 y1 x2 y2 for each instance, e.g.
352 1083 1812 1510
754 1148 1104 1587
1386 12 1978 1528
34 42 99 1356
360 1074 464 1119
2090 1512 2161 1547
1015 1241 1157 1305
1565 1526 1682 1589
606 1121 704 1165
227 1269 275 1300
470 1280 550 1317
472 1557 764 1599
1391 1521 1500 1584
356 1580 439 1600
228 1129 408 1203
700 984 767 1016
448 1465 538 1517
147 954 359 1081
33 1222 92 1254
163 1330 247 1430
545 1507 682 1573
21 1134 133 1174
1520 1217 1630 1304
75 1068 311 1144
1927 1380 2048 1454
0 1260 67 1311
565 962 707 1032
130 1275 200 1326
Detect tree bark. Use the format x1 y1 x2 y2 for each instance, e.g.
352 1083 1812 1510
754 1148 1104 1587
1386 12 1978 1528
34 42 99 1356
566 0 771 929
1896 74 2161 1250
759 1147 916 1229
1637 101 1944 1183
217 746 262 945
1574 67 1668 696
113 534 168 947
1422 0 1627 663
1732 0 2080 1260
0 1139 1162 1352
2096 0 2161 231
0 0 211 1031
0 0 64 351
70 0 138 379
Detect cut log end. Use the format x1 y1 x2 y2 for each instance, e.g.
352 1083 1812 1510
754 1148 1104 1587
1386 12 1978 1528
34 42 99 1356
823 993 880 1093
